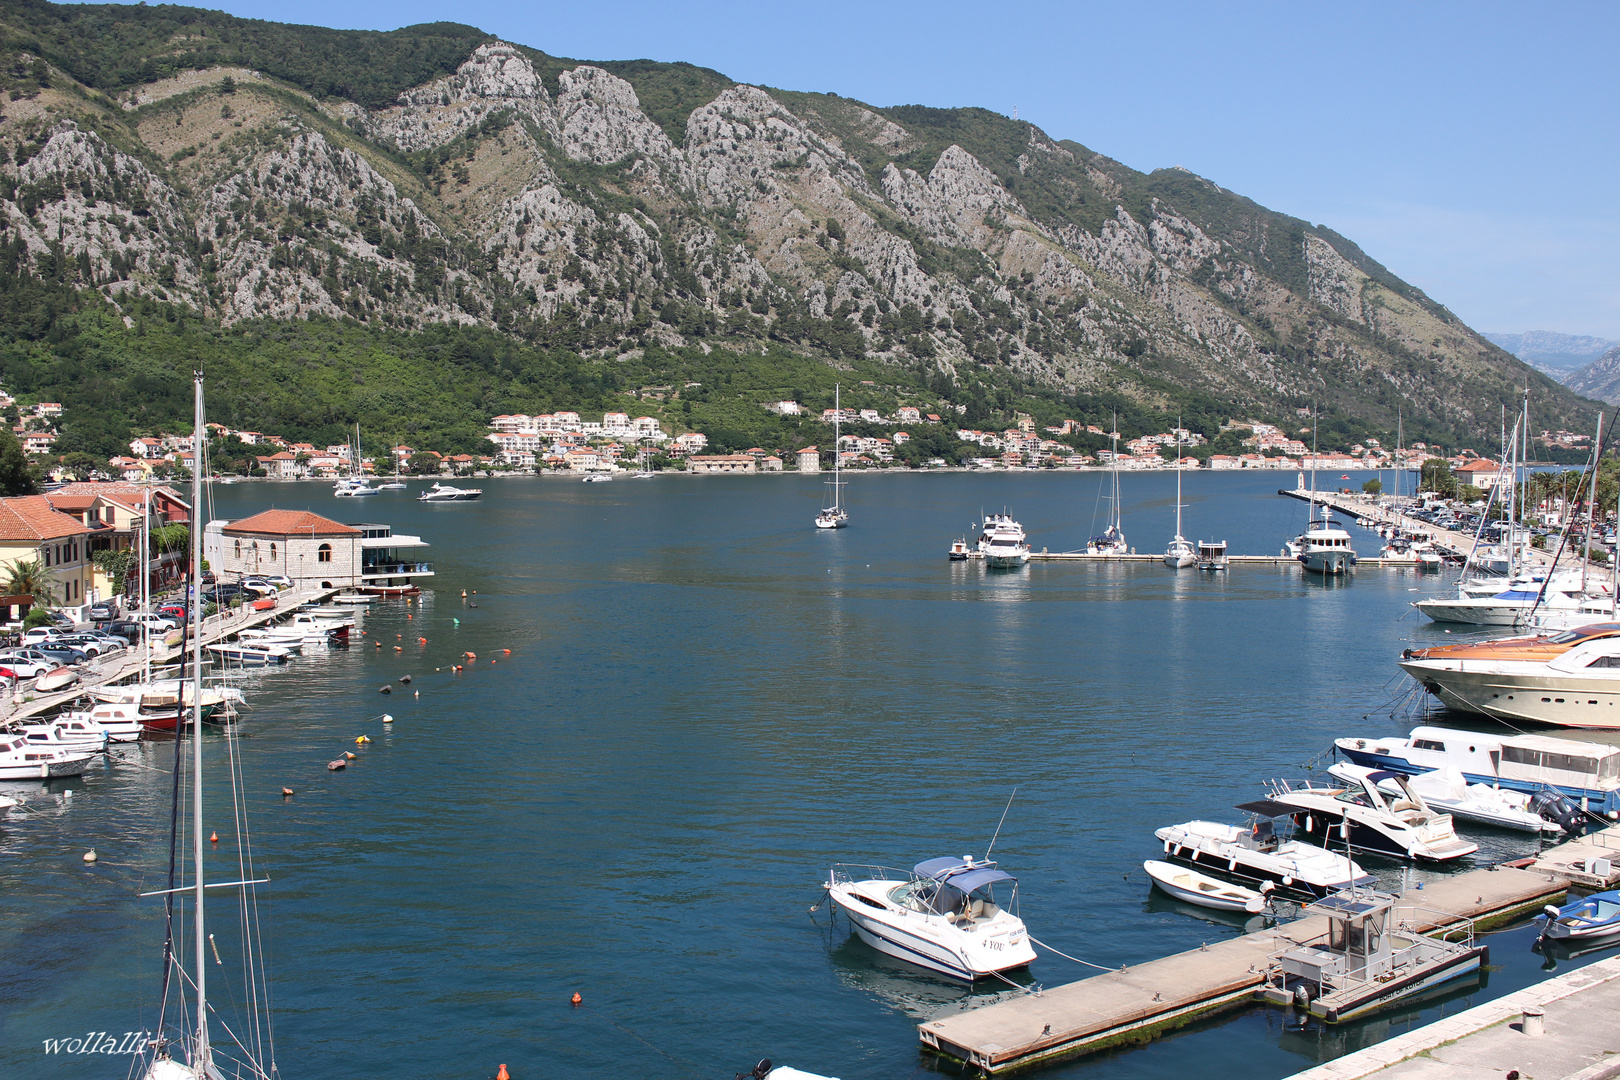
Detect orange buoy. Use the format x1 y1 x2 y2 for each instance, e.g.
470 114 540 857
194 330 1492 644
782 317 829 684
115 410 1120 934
502 649 511 655
465 651 476 659
394 646 403 651
418 637 427 644
210 831 219 844
461 590 467 598
281 787 294 797
406 613 412 619
343 751 357 760
570 992 582 1007
497 1067 509 1080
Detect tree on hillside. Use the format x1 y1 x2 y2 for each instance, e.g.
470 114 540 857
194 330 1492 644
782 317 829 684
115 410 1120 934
408 452 443 475
59 451 101 480
1419 458 1457 498
0 428 38 496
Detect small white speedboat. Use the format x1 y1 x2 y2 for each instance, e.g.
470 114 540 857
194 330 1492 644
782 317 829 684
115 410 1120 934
1329 762 1563 834
1144 860 1270 913
825 856 1036 981
0 733 91 778
207 643 290 666
37 667 79 692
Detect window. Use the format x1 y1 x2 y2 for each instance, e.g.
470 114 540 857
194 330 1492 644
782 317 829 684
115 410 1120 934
43 548 51 567
270 543 277 562
234 540 241 558
1413 739 1446 751
317 543 332 563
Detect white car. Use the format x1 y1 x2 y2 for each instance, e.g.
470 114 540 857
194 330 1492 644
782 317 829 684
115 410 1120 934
128 613 180 632
0 651 58 678
21 627 71 645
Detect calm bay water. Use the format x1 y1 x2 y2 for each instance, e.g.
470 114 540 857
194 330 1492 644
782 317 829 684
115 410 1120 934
0 470 1604 1080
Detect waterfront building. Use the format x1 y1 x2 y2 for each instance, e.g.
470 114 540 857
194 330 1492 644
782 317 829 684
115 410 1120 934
797 447 820 474
689 455 758 474
205 510 432 592
45 482 190 598
0 495 93 615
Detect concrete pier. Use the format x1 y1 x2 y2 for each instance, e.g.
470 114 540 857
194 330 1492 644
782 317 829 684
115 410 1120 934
917 860 1574 1074
1279 954 1620 1080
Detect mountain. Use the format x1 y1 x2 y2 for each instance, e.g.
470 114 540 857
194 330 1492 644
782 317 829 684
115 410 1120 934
0 0 1598 456
1567 345 1620 405
1483 331 1619 381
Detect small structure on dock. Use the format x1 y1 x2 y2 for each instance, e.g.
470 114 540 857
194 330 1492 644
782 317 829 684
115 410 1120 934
1257 891 1485 1023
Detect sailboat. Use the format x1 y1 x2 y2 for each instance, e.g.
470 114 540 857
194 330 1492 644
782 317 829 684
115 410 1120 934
1163 421 1195 568
137 372 279 1080
815 384 849 530
1087 414 1128 555
335 424 380 496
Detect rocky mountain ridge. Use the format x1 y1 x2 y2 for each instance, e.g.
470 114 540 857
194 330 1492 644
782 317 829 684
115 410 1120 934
1484 330 1619 380
0 2 1595 446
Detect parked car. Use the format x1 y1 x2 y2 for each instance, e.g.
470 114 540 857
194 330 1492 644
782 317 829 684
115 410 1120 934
128 613 180 632
238 579 277 598
202 585 244 605
201 570 217 584
87 601 119 621
21 627 71 645
260 575 292 588
55 634 123 657
0 651 56 678
100 621 144 644
157 604 188 620
29 642 88 665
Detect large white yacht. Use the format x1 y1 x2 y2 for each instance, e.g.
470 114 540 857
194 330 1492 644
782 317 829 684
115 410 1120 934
1264 769 1478 862
1398 621 1620 729
417 482 481 502
1416 569 1609 626
1299 510 1356 575
981 515 1030 568
825 857 1037 981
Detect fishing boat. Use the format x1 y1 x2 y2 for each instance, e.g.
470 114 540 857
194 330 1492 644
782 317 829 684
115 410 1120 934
1156 805 1374 897
1257 891 1486 1023
1163 424 1196 568
1088 415 1129 555
417 482 481 502
1143 859 1270 913
815 384 849 530
982 516 1030 568
1264 767 1479 862
1328 762 1572 834
1397 621 1620 729
1538 890 1620 942
825 857 1036 981
0 732 91 778
1334 724 1620 816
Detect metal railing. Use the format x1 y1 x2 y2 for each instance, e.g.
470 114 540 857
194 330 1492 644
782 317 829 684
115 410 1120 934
361 562 432 576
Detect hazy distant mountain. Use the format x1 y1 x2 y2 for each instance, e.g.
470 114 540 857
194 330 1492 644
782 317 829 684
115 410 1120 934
1568 345 1620 405
1485 331 1620 380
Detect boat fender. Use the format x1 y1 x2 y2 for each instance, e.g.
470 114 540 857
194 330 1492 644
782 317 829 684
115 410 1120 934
1163 839 1172 853
401 675 412 684
1305 816 1313 833
83 849 97 863
379 685 392 694
1281 876 1293 887
383 714 394 724
1228 858 1238 872
1292 984 1312 1010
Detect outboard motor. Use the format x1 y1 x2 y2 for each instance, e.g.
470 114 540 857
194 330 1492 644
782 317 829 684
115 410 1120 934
1530 790 1586 837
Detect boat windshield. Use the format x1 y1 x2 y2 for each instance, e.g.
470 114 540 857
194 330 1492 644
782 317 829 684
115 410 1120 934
1546 623 1620 645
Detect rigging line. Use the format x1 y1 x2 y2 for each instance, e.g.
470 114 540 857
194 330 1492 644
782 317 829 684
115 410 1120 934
1028 935 1118 972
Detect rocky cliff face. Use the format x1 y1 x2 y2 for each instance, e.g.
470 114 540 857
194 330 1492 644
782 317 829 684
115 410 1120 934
1568 345 1620 405
0 14 1593 439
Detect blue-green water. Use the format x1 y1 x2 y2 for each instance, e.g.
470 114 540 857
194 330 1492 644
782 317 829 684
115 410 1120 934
0 471 1607 1079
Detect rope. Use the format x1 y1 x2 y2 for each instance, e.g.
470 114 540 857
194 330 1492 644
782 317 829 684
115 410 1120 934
1029 936 1119 972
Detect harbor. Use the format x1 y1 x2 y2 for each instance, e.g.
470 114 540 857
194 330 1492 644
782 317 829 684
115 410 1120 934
7 469 1620 1080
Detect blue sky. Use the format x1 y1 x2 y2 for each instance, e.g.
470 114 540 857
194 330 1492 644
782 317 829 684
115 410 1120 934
119 0 1620 339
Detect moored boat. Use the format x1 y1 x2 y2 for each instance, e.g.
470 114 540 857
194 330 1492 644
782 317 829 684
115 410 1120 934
1538 890 1620 942
418 482 482 502
1143 859 1270 913
1328 761 1574 834
0 731 92 778
1264 767 1479 862
1397 621 1620 728
1156 805 1373 897
982 517 1030 568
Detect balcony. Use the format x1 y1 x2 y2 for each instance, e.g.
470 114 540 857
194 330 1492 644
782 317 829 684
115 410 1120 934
360 561 434 579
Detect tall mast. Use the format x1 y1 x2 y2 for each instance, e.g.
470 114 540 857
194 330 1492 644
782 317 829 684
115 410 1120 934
833 384 840 510
1585 412 1604 594
1174 419 1183 539
190 370 210 1071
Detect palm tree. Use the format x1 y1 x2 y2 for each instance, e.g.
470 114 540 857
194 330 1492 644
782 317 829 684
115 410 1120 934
3 558 56 606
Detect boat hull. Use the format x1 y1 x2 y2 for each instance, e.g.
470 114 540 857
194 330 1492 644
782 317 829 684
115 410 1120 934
1313 946 1486 1024
1143 860 1264 912
1302 551 1354 575
0 755 90 779
1335 744 1620 814
1399 660 1620 730
829 893 1034 982
1415 599 1534 626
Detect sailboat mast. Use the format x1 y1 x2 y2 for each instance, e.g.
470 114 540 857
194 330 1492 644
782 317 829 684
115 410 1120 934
1174 420 1183 538
834 384 840 510
190 370 209 1068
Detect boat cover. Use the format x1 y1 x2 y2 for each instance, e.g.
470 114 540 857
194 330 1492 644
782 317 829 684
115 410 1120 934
1493 590 1542 601
913 857 1014 893
1235 800 1300 817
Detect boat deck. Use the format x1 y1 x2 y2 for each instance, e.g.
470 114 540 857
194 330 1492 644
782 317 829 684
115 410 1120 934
917 861 1571 1073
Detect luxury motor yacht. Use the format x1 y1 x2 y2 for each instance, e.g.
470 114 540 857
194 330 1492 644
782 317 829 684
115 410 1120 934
1264 768 1479 861
1415 569 1610 626
1299 511 1356 575
417 482 482 502
1334 723 1620 817
1155 805 1374 897
1397 622 1620 728
981 517 1030 568
825 857 1037 981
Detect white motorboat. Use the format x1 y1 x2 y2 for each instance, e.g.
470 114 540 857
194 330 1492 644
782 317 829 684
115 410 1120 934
1163 425 1196 568
328 593 374 605
64 702 144 743
977 514 1029 567
334 479 381 497
376 481 408 490
581 472 613 483
1415 569 1608 626
1539 891 1620 943
1196 539 1228 572
12 719 107 755
1156 805 1373 897
36 666 80 692
207 643 290 666
1265 768 1479 862
1329 762 1567 834
0 732 92 778
1299 510 1356 575
825 857 1036 981
1397 621 1620 729
1334 723 1620 819
815 384 849 530
1143 859 1270 913
418 482 481 502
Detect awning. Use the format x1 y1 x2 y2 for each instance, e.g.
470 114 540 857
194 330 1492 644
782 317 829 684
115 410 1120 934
914 857 1015 893
1235 800 1300 817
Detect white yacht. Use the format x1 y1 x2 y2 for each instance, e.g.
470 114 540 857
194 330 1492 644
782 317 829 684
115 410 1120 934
1264 768 1479 862
418 482 481 502
1335 723 1620 818
815 384 849 530
825 857 1036 981
1155 804 1373 897
0 732 92 779
207 643 291 666
1299 509 1356 575
1416 569 1608 626
63 702 144 743
981 516 1030 568
1088 416 1129 555
1163 425 1196 568
334 478 380 497
1397 621 1620 729
12 719 107 755
1328 762 1567 834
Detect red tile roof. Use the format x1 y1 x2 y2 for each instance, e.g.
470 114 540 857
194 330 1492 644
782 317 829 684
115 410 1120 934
0 495 92 541
222 510 359 538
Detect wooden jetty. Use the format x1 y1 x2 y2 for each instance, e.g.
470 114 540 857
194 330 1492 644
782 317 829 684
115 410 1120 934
917 857 1575 1074
2 585 339 724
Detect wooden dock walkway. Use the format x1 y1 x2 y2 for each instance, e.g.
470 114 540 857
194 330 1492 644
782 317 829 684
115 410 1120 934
917 858 1574 1074
2 586 339 725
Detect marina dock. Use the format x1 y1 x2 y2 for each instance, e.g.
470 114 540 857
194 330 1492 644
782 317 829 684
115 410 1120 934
4 585 339 724
917 856 1581 1074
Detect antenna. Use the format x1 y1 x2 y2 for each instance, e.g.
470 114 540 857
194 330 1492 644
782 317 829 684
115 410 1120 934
984 787 1018 862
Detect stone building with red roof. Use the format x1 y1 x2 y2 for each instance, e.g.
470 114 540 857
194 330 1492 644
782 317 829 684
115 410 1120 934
0 494 95 616
206 510 362 588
